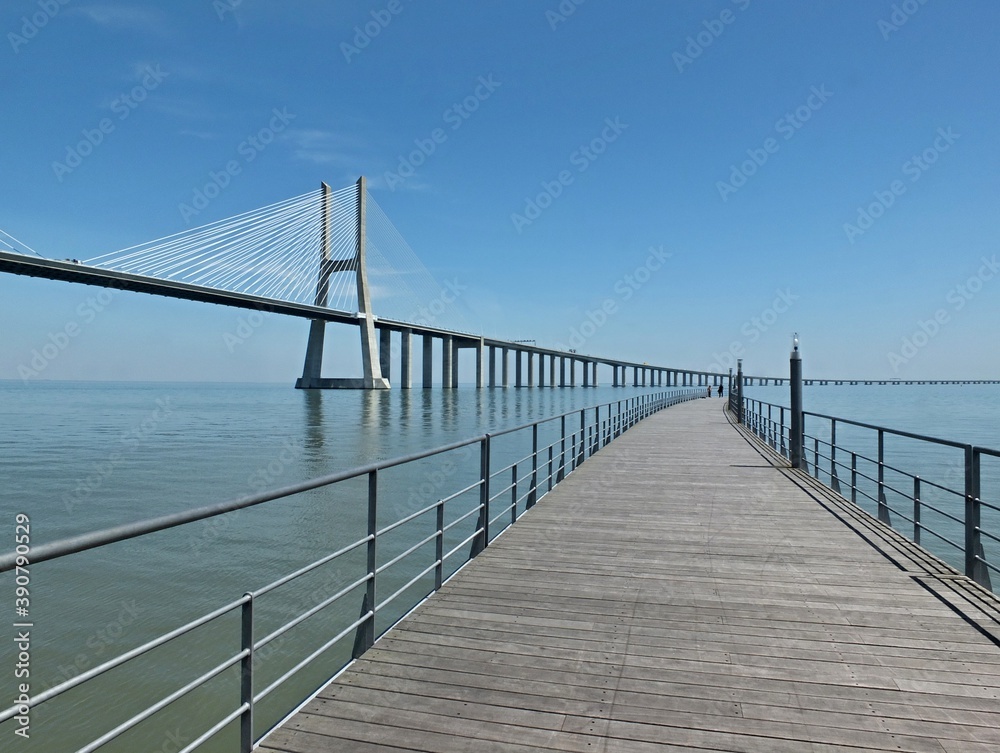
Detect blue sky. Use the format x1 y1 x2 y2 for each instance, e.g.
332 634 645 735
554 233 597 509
1 0 998 383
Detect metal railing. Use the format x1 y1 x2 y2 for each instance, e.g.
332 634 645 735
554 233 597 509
0 389 700 753
737 396 997 592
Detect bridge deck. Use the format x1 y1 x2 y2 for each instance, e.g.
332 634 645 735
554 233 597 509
261 399 1000 753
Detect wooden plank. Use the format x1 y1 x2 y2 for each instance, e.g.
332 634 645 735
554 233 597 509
260 400 1000 753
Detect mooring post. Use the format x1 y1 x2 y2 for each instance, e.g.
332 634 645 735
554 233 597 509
789 334 803 469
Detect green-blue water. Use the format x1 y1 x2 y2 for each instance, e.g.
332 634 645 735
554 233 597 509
0 381 673 752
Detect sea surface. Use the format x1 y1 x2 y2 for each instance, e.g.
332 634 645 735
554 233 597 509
0 381 677 753
1 381 998 752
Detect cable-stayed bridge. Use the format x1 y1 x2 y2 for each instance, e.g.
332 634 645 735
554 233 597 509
1 178 996 388
0 178 722 390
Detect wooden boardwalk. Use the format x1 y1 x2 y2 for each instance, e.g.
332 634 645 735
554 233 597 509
261 399 1000 753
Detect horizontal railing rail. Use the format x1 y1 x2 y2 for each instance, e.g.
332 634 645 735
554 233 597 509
0 388 702 753
736 396 997 593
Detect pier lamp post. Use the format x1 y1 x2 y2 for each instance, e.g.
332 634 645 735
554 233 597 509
789 333 803 469
736 359 744 424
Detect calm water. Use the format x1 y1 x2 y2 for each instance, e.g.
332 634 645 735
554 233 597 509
2 381 998 752
0 381 673 752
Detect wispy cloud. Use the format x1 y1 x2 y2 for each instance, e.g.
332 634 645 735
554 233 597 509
72 5 169 36
283 129 364 166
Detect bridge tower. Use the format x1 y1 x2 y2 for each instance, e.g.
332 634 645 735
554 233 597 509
295 177 390 389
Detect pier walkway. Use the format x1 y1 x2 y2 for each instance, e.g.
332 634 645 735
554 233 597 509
261 399 1000 753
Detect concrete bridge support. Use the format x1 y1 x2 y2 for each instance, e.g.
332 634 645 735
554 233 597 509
400 329 412 389
379 328 391 383
442 336 453 389
502 348 510 388
422 335 433 388
488 346 497 388
475 339 485 389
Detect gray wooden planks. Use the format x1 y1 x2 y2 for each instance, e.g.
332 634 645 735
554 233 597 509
260 399 1000 753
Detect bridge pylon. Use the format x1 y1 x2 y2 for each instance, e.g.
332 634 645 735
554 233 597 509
296 177 390 390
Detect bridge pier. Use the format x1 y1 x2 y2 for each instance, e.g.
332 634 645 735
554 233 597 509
451 340 460 387
528 352 535 388
549 355 556 387
502 348 510 388
400 329 412 389
422 335 433 388
592 361 599 387
442 335 453 389
583 360 590 388
538 354 546 388
475 339 485 389
379 328 391 384
515 351 523 388
488 346 496 388
559 357 567 387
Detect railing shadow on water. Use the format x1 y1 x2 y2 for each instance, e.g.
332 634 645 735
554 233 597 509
739 397 998 595
0 389 702 753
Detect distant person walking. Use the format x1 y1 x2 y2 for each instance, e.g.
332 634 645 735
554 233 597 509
717 384 724 397
706 386 712 398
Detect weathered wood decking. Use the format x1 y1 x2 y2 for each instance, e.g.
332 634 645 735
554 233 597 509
261 399 1000 753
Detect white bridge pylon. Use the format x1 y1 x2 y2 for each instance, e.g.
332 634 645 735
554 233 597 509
297 177 388 389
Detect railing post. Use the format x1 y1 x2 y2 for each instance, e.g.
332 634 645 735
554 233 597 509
830 419 841 493
877 429 890 524
558 415 566 482
511 464 518 523
965 446 991 588
779 406 786 458
813 437 820 479
482 435 491 542
435 498 444 590
547 445 553 492
851 452 858 505
240 594 254 753
578 409 585 466
354 469 377 658
913 476 921 546
528 424 538 509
